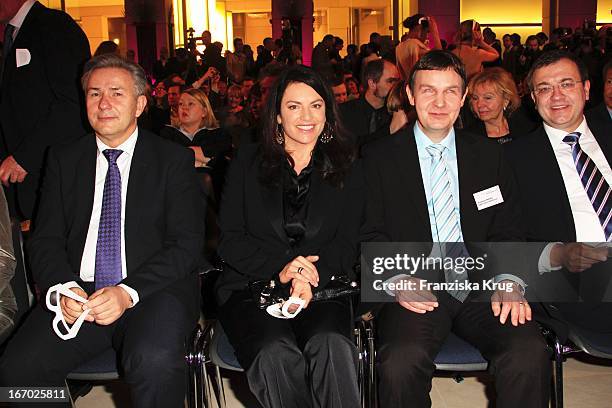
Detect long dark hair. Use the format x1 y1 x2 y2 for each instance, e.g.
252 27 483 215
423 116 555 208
259 65 355 188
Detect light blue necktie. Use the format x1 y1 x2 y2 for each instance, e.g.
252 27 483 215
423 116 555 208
426 144 470 302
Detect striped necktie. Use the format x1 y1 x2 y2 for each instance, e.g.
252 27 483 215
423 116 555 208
426 144 470 302
563 132 612 241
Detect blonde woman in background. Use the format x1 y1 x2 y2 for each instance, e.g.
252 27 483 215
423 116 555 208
465 67 537 144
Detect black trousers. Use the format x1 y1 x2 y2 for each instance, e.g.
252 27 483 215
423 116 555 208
377 292 551 408
219 291 359 408
0 287 196 408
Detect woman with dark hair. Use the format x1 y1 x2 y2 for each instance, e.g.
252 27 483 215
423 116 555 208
215 65 364 408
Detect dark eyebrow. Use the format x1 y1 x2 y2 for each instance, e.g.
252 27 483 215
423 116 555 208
535 77 576 86
285 99 324 104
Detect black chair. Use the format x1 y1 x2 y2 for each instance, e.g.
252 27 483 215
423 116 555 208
358 318 489 408
198 318 370 408
543 308 612 408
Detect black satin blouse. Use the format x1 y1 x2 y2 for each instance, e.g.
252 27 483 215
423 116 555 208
282 160 315 246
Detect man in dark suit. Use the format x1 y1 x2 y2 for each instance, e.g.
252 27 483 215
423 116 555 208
506 50 612 333
586 59 611 124
0 0 91 220
362 50 550 408
0 54 205 407
340 58 400 148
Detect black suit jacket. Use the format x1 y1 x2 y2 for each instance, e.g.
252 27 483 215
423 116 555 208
505 119 612 242
0 2 91 219
215 144 365 304
585 102 611 125
505 120 612 308
28 129 205 309
361 127 524 287
340 97 391 148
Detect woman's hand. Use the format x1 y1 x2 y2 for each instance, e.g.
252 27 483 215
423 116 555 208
279 255 319 287
189 146 210 167
473 30 485 46
289 279 313 309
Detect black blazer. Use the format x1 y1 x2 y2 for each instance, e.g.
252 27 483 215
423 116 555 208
464 107 539 144
28 129 206 308
505 120 612 329
585 102 611 125
160 125 231 159
362 127 523 242
361 127 524 287
0 2 91 219
215 144 366 304
505 119 612 242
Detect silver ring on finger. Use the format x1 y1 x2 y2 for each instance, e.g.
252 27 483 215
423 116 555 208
297 267 304 275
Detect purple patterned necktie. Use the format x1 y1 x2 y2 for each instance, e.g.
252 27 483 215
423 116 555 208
563 132 612 241
94 149 124 290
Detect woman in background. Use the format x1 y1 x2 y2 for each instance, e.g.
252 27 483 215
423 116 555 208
452 20 499 80
466 67 537 144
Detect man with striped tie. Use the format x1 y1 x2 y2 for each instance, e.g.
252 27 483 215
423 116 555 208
506 50 612 333
362 50 550 408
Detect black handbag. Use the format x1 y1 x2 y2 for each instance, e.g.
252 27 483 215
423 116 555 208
249 275 360 310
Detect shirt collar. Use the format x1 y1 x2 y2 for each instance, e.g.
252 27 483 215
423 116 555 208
607 106 612 120
413 122 456 158
95 128 139 158
9 0 36 31
543 116 587 148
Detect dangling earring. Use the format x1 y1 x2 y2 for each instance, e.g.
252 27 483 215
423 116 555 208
319 122 334 144
275 123 285 144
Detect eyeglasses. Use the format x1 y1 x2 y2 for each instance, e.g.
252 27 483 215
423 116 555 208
533 79 583 97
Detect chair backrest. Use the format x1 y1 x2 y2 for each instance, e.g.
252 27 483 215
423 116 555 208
567 324 612 360
210 321 243 372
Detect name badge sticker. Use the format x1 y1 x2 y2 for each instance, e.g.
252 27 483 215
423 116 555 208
473 185 504 211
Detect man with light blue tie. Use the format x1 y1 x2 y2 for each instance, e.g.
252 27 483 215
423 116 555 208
362 50 551 407
0 54 205 407
506 50 612 334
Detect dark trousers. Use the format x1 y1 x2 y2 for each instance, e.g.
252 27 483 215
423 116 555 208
219 291 359 408
377 292 551 408
0 288 196 408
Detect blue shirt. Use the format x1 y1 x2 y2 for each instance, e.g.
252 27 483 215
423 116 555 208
413 123 462 242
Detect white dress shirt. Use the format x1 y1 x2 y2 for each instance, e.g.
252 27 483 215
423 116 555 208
67 129 140 305
7 0 36 40
539 118 612 272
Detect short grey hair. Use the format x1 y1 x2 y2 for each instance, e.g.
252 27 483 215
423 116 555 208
81 54 147 96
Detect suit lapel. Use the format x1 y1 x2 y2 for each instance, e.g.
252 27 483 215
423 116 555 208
258 178 289 243
589 118 612 165
533 126 576 240
303 172 333 242
125 131 150 264
74 136 97 259
3 2 40 82
455 131 480 240
392 129 430 231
